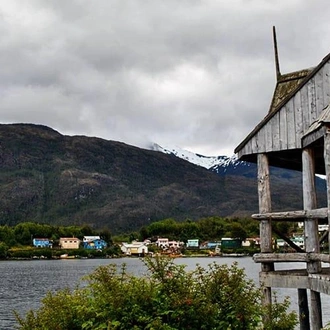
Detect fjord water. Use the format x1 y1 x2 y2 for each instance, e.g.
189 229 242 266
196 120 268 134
1 257 330 329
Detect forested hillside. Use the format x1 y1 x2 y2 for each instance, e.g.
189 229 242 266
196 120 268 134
0 123 326 233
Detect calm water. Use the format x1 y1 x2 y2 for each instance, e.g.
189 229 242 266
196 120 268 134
1 257 330 329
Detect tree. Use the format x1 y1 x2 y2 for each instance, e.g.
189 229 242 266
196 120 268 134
230 222 248 241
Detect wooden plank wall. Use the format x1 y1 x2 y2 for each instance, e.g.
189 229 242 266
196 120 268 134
239 59 330 157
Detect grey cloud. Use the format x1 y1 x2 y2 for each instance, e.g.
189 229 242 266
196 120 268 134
1 0 330 156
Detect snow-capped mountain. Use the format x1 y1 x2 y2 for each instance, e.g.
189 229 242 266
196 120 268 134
151 143 254 176
151 143 326 183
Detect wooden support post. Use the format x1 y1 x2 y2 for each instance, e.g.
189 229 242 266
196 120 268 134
310 291 322 330
298 288 309 330
257 153 274 307
302 148 320 263
302 148 322 330
324 128 330 256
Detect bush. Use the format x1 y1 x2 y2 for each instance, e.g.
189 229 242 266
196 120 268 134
0 242 9 258
16 257 297 330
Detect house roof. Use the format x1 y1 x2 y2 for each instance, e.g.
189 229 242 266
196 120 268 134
121 242 147 248
303 103 330 137
234 52 330 155
59 237 80 240
268 68 313 115
83 236 101 242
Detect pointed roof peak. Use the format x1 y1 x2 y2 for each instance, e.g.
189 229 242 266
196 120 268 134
273 26 281 81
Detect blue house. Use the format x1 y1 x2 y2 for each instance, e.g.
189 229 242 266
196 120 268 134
33 238 53 248
83 236 107 250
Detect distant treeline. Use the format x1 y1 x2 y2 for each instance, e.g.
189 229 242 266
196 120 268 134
0 216 296 252
137 216 262 243
0 221 112 248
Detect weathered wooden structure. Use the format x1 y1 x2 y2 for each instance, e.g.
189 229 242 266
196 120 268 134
235 27 330 330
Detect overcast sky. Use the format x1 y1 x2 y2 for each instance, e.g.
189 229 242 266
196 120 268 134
1 1 330 156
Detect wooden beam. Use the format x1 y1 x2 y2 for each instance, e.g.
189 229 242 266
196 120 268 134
272 226 305 253
254 253 308 263
319 230 329 245
254 253 330 263
252 208 328 221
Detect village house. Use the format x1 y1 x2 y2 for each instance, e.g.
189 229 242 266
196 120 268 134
83 236 107 250
155 238 169 249
241 237 260 248
186 239 199 248
121 241 148 256
168 240 183 250
59 237 80 249
32 238 53 248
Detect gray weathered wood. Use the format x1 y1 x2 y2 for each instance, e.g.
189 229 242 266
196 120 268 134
254 253 330 263
324 128 330 255
302 148 320 268
279 105 288 150
258 153 273 307
287 102 296 149
315 70 324 115
254 253 307 263
252 207 328 221
272 112 280 151
295 91 303 141
265 122 273 152
301 84 310 133
298 288 310 330
307 78 317 123
302 126 326 148
258 153 272 251
257 128 266 153
323 62 330 105
302 147 322 329
310 290 323 330
272 226 305 252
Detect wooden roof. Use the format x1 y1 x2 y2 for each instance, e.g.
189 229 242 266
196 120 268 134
268 68 313 115
235 52 330 156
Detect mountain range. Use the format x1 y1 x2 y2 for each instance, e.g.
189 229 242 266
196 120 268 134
0 123 326 233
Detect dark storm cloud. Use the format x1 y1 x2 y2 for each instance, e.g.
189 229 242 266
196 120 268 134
1 0 330 155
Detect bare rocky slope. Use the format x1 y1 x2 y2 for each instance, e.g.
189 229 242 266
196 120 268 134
0 123 326 233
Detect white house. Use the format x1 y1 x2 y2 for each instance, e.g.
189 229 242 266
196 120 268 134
156 238 169 249
121 242 148 256
168 240 183 250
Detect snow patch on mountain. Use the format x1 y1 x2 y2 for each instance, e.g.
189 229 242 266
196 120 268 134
151 143 245 170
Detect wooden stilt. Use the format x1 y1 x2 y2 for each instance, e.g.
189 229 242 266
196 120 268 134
324 128 330 256
258 153 274 308
310 291 322 330
298 289 309 330
302 148 322 330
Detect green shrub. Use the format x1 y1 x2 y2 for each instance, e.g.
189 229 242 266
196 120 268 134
16 257 297 330
0 242 9 258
